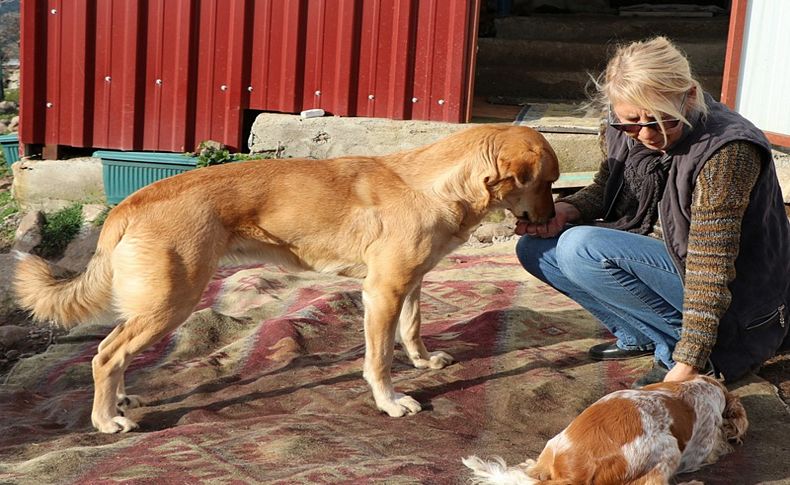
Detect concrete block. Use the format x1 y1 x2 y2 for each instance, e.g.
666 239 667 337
248 113 468 160
248 113 602 174
11 157 105 211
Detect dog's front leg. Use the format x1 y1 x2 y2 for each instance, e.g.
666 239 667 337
362 276 422 417
398 282 453 370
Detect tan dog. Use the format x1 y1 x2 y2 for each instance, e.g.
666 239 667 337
14 124 559 433
463 375 748 484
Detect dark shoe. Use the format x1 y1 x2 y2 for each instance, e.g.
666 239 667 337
631 361 669 389
589 342 654 361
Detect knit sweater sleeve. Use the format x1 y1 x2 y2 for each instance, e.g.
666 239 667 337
672 141 762 369
555 158 610 222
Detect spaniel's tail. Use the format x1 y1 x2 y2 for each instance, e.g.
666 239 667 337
462 456 540 485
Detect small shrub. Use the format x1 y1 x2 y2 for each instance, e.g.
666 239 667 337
0 190 19 248
195 141 232 168
3 89 19 104
91 206 111 227
0 190 17 221
38 203 83 259
195 140 276 168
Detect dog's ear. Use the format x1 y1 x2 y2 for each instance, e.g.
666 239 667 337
721 391 748 444
495 144 540 187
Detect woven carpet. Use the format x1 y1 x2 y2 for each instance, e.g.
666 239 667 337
1 240 787 484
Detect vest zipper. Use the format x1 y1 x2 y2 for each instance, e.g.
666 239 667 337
780 304 786 328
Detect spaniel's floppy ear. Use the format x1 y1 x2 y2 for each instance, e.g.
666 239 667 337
721 391 748 444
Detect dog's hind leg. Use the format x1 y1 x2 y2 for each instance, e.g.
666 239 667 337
97 323 144 412
362 269 422 417
397 282 453 370
625 466 675 485
91 297 204 433
90 235 220 433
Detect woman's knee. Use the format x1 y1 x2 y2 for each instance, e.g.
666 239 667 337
555 226 614 278
515 234 554 276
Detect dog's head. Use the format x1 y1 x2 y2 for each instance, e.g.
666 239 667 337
486 126 559 223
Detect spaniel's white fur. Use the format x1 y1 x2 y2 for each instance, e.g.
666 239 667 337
464 375 748 484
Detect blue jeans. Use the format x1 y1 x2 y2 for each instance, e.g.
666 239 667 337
515 225 684 368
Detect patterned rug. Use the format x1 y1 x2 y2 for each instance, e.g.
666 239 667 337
0 240 787 484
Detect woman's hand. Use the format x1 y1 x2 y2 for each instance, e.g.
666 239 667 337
515 202 581 238
664 362 698 382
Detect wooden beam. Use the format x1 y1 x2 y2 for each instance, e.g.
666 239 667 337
721 0 748 108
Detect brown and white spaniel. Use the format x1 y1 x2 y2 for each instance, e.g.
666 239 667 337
463 375 748 484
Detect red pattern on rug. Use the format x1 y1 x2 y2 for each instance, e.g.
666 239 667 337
0 242 761 484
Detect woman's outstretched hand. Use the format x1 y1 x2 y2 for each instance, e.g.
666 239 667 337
515 202 580 238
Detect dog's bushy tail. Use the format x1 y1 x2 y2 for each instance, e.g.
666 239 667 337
13 249 114 329
13 211 126 329
462 456 539 485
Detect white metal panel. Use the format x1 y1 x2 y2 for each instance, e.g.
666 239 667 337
735 0 790 136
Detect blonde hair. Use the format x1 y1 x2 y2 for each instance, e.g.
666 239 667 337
591 37 708 144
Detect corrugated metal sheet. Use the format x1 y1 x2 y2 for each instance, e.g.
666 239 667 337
20 0 480 155
724 0 789 146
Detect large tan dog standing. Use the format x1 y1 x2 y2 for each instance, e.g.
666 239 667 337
15 124 559 433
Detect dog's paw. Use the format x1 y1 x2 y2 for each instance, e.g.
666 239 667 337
93 415 139 434
379 393 422 417
411 351 454 370
427 351 453 369
117 394 145 411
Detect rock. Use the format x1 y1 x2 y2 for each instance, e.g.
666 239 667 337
199 140 225 152
471 222 515 243
4 349 20 360
12 211 45 253
81 204 107 225
0 325 28 348
0 253 19 316
56 225 100 273
0 100 17 113
0 121 8 134
8 116 19 131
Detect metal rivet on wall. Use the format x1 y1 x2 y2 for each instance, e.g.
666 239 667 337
368 94 375 100
220 85 228 91
155 79 163 86
247 86 254 92
46 102 53 108
437 99 445 105
104 76 112 82
411 97 418 103
315 90 321 96
50 8 57 14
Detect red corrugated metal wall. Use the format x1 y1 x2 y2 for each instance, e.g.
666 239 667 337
20 0 480 155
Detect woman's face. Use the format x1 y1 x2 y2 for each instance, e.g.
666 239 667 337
610 101 686 152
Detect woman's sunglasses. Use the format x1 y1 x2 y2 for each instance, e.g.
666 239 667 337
608 93 687 134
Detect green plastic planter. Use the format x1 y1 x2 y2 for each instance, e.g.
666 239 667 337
95 150 197 204
0 133 19 166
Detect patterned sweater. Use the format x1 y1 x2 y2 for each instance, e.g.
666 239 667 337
558 141 761 369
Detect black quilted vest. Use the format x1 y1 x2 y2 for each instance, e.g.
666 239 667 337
602 93 790 381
